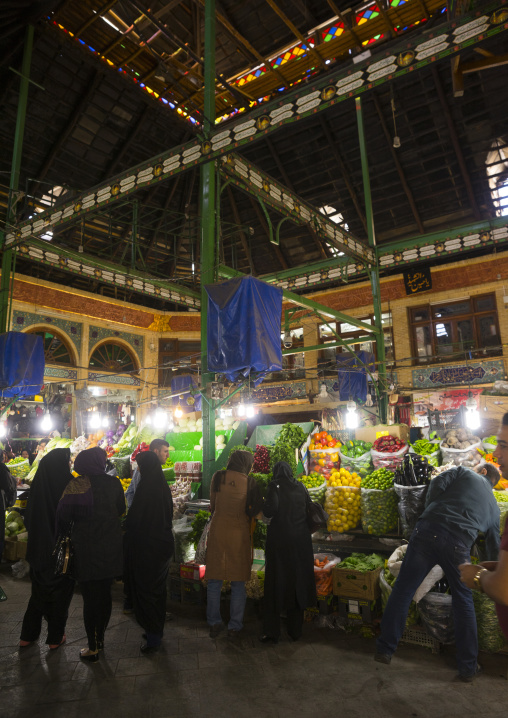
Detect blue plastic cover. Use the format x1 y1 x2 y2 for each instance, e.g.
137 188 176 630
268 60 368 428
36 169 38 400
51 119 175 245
0 332 45 397
336 351 375 403
205 276 283 385
171 374 202 412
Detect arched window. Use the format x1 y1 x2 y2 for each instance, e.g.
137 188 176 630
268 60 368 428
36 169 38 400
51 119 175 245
486 138 508 216
27 329 75 366
89 341 138 373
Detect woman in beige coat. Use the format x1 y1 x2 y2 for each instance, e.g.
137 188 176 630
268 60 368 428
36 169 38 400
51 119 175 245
205 450 262 639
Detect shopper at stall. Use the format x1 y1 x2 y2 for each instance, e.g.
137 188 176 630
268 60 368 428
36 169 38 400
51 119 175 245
260 461 316 644
0 450 17 559
375 462 500 682
125 438 169 508
124 451 174 653
460 414 508 639
205 449 262 639
57 446 125 662
19 449 74 649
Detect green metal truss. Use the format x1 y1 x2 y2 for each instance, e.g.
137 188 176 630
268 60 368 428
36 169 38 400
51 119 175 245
219 154 374 264
8 1 506 249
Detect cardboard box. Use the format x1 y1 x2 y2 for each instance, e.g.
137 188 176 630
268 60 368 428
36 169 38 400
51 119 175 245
337 596 380 624
332 565 382 600
2 538 18 561
180 562 206 581
354 424 409 445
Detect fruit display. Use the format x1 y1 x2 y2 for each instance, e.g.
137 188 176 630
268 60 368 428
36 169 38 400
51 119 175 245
119 476 131 493
298 472 326 504
371 435 408 470
339 439 372 475
362 468 394 490
325 468 362 533
440 428 482 468
482 435 498 450
361 468 398 534
6 457 30 480
410 439 440 467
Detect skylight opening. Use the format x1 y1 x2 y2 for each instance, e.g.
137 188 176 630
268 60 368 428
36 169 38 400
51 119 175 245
486 138 508 217
320 205 348 256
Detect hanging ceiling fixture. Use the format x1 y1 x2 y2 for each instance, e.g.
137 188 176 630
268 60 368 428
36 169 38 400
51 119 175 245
465 391 480 430
345 399 359 429
391 97 401 148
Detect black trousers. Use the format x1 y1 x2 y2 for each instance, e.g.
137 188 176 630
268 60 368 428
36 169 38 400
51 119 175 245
20 567 75 645
263 592 305 641
80 579 113 651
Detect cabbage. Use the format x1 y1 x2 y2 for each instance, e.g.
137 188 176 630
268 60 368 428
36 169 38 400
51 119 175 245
6 511 20 523
7 521 18 532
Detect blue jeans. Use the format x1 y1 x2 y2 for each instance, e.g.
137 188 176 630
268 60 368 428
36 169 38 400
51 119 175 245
206 580 246 631
376 519 477 677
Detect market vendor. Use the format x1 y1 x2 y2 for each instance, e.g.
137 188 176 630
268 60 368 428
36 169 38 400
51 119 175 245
460 413 508 639
375 461 500 683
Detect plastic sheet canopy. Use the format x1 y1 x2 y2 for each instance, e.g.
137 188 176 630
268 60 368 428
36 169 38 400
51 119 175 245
336 351 375 403
171 374 202 412
205 276 283 385
0 332 45 397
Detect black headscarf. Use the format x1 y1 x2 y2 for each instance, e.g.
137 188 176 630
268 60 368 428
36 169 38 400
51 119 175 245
272 461 297 485
56 446 106 524
25 448 73 570
126 451 173 542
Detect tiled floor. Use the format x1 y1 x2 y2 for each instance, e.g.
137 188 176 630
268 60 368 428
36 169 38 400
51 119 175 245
1 561 508 718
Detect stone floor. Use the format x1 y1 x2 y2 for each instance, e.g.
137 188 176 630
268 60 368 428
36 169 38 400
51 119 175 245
1 562 508 718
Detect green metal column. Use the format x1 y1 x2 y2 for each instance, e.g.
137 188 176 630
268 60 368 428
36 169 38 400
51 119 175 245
0 25 34 334
355 96 388 423
200 0 216 498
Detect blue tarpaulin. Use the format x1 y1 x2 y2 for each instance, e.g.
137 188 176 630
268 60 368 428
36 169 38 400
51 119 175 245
0 332 45 398
336 351 375 403
205 276 283 385
171 374 202 412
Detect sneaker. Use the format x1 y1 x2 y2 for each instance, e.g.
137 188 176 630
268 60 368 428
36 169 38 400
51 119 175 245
374 652 392 665
209 622 225 639
458 664 482 683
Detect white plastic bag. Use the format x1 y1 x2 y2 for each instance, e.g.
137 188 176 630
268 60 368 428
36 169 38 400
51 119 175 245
387 544 443 603
11 559 30 579
439 441 481 468
371 444 408 470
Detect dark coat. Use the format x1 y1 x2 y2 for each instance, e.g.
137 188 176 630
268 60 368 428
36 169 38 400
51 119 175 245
0 461 17 540
263 476 316 612
71 474 125 582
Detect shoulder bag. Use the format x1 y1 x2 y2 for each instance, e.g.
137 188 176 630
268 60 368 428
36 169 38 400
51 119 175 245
305 490 329 533
53 521 75 577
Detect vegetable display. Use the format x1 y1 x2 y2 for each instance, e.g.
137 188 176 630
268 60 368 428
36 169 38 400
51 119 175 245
339 440 372 458
381 569 419 628
373 435 405 453
410 439 439 456
189 510 211 549
394 454 433 487
277 423 307 450
371 435 408 470
309 431 340 450
473 591 507 653
6 457 30 480
4 510 26 538
482 435 498 448
339 552 384 572
361 481 399 535
440 429 481 468
270 443 297 475
251 472 272 499
252 445 271 473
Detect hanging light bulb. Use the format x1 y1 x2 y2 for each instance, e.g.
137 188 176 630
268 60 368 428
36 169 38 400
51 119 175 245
174 401 183 419
153 409 167 429
89 412 101 430
465 391 480 431
345 400 359 429
101 415 110 428
245 404 255 418
0 422 7 437
237 403 246 418
41 413 53 432
219 407 226 419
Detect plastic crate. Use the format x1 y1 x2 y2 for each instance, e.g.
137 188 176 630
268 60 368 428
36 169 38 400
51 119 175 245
401 626 441 654
181 578 206 605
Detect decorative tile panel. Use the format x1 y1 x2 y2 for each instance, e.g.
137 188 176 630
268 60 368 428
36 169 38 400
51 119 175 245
12 310 82 354
44 366 78 381
412 360 505 389
88 372 141 386
88 326 144 363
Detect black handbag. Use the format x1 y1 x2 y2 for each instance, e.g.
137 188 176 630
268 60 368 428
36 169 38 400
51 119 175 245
53 522 75 577
306 491 329 533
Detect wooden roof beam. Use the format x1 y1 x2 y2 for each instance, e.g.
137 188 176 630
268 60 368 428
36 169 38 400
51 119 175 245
194 0 289 86
326 0 362 51
226 185 257 275
431 66 481 221
73 0 118 36
264 136 329 260
319 117 367 235
372 94 425 234
263 0 326 69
